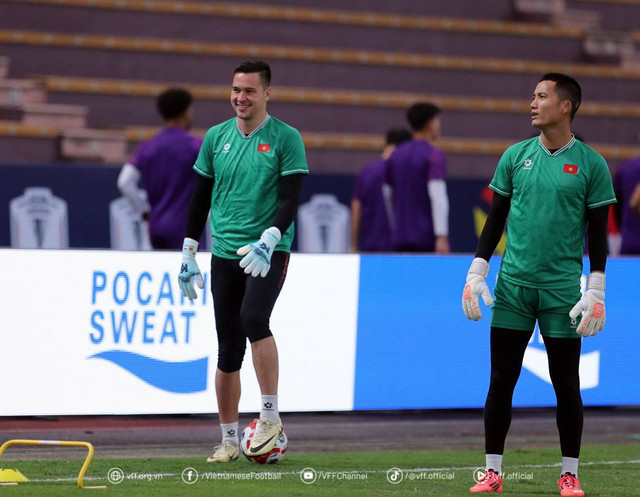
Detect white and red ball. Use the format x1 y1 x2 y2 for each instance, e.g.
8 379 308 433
240 420 288 464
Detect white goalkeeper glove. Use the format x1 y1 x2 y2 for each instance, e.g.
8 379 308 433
237 227 281 278
462 257 494 321
178 237 204 300
569 272 606 337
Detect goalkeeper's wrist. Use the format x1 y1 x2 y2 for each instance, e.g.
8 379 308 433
182 237 199 258
468 257 489 277
262 227 281 247
587 272 605 292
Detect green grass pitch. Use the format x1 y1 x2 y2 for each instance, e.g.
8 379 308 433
1 444 638 496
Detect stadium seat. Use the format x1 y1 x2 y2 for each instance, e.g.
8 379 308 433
0 55 8 79
0 0 639 174
0 79 46 106
0 101 87 128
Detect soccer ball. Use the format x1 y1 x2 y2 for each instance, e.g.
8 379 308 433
240 419 288 464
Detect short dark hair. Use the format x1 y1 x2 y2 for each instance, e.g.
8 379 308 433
539 73 582 121
156 88 192 121
406 103 440 131
385 128 412 146
234 60 272 88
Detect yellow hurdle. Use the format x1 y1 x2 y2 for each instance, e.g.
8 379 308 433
0 439 106 489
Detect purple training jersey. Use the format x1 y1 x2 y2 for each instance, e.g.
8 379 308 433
353 158 393 252
614 156 640 254
386 139 447 251
130 128 202 249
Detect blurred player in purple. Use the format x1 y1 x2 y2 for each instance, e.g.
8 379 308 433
613 152 640 254
117 88 203 249
386 103 450 253
350 128 412 252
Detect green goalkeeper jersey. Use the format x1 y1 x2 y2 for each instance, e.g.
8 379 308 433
194 115 309 259
489 135 616 289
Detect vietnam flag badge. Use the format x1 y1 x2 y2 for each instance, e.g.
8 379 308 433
563 163 579 175
258 143 271 153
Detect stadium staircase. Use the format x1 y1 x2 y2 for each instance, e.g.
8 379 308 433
0 57 126 163
0 0 638 175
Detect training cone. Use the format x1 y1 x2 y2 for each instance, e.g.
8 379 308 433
0 468 29 483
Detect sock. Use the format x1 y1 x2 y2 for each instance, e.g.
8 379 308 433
486 454 503 475
260 395 280 422
221 422 239 443
561 457 579 477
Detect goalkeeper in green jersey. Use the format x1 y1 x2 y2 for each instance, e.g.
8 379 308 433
178 61 309 463
462 73 616 496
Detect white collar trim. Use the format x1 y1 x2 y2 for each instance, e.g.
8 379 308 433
538 134 576 156
236 113 270 139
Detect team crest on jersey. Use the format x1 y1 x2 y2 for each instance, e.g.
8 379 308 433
523 158 533 170
222 143 231 153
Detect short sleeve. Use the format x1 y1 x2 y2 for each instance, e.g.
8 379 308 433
193 128 215 179
586 154 617 209
428 148 447 180
279 129 309 176
489 147 514 198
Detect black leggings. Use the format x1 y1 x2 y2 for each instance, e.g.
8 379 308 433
211 251 290 373
484 327 583 458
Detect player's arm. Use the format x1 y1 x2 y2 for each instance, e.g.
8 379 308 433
238 126 308 278
237 173 305 277
272 173 305 235
587 205 608 273
117 162 150 219
427 179 449 253
612 181 622 228
476 192 511 263
185 173 214 241
427 149 450 254
569 205 608 336
631 183 640 219
350 168 363 253
178 173 214 300
383 156 395 233
350 198 362 253
462 192 511 320
570 152 617 336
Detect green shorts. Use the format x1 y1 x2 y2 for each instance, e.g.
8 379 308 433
491 276 581 338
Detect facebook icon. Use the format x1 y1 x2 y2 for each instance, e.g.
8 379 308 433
181 468 198 484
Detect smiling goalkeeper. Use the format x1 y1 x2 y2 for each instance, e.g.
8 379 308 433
178 60 308 463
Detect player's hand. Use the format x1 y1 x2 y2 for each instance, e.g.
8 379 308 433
569 272 605 337
237 227 281 278
435 236 450 254
178 237 204 300
462 257 494 321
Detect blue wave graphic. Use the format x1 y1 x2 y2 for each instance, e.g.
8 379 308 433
89 351 208 393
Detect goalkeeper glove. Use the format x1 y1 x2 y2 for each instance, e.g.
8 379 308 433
569 272 605 337
178 237 204 300
462 257 494 321
237 227 281 278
